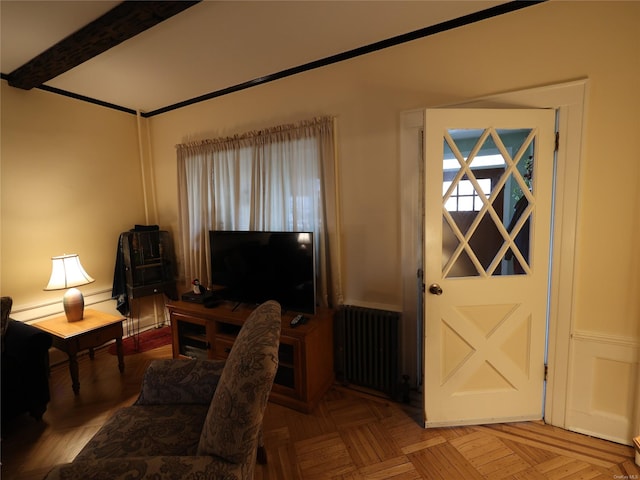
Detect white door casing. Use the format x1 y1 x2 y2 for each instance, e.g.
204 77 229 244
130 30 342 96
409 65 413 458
454 81 636 446
423 108 556 427
451 80 587 432
400 80 609 439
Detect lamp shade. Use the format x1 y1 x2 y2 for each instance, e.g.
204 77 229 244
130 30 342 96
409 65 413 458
44 254 94 322
44 254 95 290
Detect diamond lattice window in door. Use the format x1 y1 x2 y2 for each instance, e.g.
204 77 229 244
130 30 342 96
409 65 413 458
442 128 537 278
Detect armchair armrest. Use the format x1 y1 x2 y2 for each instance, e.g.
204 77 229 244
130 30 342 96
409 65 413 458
135 359 225 405
4 320 52 360
44 456 244 480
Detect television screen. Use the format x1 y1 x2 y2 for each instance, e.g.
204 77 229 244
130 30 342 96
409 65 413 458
209 230 316 314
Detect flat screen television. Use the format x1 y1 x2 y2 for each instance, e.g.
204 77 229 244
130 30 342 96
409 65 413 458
209 230 316 314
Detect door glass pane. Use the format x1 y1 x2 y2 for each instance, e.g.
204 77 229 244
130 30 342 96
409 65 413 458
458 195 474 212
452 249 479 277
442 128 535 278
500 157 533 275
442 219 458 271
469 190 502 274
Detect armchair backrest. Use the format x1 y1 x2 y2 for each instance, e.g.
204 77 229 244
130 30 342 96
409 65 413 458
197 300 281 473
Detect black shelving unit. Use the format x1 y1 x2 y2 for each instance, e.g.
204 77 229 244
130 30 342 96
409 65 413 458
122 230 177 300
117 228 178 349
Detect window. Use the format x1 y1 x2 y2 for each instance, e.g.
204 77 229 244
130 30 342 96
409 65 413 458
444 178 492 212
176 116 340 308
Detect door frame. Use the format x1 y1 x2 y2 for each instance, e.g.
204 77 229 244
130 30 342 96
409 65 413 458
400 79 589 428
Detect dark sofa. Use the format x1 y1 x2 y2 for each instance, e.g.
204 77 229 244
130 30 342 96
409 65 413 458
1 296 53 423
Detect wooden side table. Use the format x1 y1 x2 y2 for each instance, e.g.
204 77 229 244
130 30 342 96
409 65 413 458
34 309 125 395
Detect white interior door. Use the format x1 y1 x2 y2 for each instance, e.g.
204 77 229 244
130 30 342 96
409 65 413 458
423 108 556 427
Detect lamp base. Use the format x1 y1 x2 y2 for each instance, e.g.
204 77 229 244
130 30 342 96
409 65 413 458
63 288 85 322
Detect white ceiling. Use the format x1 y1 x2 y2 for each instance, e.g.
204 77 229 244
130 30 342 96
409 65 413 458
1 1 508 114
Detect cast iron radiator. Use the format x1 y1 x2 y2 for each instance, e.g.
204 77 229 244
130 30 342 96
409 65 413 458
334 305 400 397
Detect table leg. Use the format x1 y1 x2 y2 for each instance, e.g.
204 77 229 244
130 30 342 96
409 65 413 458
116 337 125 373
68 353 80 395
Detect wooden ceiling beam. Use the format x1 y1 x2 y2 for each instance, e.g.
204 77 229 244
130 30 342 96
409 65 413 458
7 1 200 90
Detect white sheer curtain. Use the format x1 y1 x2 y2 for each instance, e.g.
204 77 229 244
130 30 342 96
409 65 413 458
176 116 342 308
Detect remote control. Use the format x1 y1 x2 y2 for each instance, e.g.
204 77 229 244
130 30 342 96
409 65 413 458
290 314 305 327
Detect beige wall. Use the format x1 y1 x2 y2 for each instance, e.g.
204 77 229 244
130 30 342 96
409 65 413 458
1 84 146 315
149 1 639 336
1 1 637 334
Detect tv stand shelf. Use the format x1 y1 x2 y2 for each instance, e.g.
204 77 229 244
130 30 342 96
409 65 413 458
166 300 334 413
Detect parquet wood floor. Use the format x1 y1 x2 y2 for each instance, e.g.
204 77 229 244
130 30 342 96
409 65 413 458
1 344 637 480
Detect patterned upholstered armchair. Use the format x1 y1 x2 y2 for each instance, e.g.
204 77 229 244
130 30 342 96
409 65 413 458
44 300 281 480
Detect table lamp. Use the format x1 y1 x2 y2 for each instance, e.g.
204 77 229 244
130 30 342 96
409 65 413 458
44 254 95 322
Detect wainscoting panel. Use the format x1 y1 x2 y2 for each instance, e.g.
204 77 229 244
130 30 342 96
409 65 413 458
10 289 115 323
566 330 639 446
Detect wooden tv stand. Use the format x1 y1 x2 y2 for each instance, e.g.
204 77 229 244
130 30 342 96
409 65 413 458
166 300 334 413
